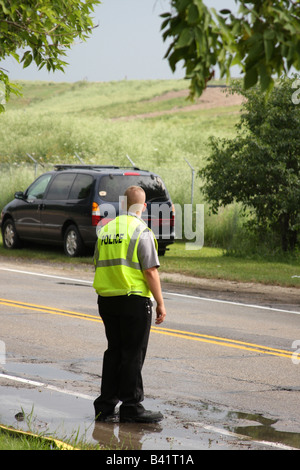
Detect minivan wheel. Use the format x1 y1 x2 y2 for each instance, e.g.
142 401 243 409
64 225 84 257
2 219 21 249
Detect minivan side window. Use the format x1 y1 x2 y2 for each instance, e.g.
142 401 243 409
45 173 76 200
26 174 52 201
69 174 93 200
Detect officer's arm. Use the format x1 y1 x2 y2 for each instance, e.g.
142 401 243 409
93 240 100 270
143 267 166 324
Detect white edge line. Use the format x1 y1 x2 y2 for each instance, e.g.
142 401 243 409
0 372 93 401
0 266 299 316
164 291 300 316
0 372 296 451
0 267 92 284
190 422 298 451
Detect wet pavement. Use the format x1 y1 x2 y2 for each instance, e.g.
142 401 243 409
1 262 300 452
1 366 300 451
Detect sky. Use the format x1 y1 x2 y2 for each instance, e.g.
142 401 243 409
0 0 238 83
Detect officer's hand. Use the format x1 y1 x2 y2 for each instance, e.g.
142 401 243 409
155 304 166 324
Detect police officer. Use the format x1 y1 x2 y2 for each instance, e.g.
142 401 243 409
93 185 166 423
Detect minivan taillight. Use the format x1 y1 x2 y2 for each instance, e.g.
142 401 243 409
92 202 100 226
171 203 175 227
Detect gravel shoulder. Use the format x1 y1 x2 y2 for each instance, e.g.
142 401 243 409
159 272 300 308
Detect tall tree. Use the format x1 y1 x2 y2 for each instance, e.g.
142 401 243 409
200 76 300 252
0 0 100 111
161 0 300 98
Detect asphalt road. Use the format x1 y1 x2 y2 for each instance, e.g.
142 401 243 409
1 259 300 451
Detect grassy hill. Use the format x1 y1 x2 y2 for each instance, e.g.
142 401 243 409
0 78 247 252
0 79 241 206
0 79 251 253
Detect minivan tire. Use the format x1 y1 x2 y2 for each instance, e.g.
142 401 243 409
2 219 21 249
64 225 84 257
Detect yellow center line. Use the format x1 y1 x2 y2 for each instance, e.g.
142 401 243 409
0 298 293 359
152 326 292 357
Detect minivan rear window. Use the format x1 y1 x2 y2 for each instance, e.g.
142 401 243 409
98 175 169 202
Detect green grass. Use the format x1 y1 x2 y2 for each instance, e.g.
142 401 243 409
0 428 60 450
160 242 300 288
0 79 239 170
0 80 239 201
0 424 101 450
0 233 92 265
0 408 100 450
0 236 299 287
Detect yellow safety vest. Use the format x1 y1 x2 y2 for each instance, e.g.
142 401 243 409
93 214 158 298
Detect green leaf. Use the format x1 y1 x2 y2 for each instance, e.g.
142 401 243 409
187 4 199 24
23 54 33 68
0 0 11 16
244 67 258 89
160 17 170 31
263 29 276 41
160 12 171 18
259 66 273 92
168 48 184 72
176 0 191 14
20 50 33 68
175 28 194 49
264 39 274 62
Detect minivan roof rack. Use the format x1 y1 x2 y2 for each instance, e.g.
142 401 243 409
54 164 141 171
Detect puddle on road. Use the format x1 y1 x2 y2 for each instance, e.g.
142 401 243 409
0 385 207 450
1 385 300 450
226 411 300 450
1 365 300 450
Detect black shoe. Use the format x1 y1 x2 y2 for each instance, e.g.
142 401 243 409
120 408 163 423
95 409 116 422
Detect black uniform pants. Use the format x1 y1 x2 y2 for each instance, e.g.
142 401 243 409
94 294 152 416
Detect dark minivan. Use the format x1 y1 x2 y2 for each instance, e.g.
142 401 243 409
0 165 175 257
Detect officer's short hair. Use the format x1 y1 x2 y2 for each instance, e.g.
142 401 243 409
124 186 146 211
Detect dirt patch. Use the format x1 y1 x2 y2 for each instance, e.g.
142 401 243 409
160 271 300 308
113 86 245 121
148 87 244 108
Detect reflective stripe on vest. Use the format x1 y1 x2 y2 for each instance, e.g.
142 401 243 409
95 221 145 270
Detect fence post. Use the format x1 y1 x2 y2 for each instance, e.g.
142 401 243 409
75 152 84 164
184 158 195 207
26 153 39 177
